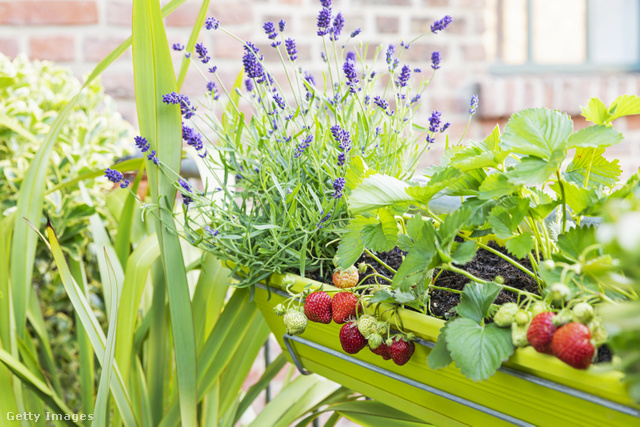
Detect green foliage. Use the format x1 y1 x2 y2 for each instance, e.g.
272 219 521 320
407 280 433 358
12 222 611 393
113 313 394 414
338 101 640 382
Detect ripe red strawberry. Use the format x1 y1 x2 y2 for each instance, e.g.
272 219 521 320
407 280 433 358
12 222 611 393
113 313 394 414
332 266 359 289
527 312 557 354
552 322 595 370
339 322 367 354
331 292 358 324
304 291 332 324
370 341 392 360
389 338 415 366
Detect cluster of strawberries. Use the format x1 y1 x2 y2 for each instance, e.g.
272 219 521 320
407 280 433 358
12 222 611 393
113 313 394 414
277 266 416 366
495 300 606 369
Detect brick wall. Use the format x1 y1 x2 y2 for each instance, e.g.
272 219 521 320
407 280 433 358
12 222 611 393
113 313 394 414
1 0 639 179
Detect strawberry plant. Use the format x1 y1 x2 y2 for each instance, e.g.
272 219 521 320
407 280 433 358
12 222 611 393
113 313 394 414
333 95 640 380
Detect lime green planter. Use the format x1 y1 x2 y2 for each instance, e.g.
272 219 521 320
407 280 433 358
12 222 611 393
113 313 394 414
251 272 640 426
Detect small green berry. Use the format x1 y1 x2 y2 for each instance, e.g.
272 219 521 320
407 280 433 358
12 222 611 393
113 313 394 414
572 302 594 324
283 310 308 335
368 333 383 350
494 303 519 327
515 309 531 327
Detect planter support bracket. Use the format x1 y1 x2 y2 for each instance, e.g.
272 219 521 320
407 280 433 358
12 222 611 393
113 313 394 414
283 334 535 426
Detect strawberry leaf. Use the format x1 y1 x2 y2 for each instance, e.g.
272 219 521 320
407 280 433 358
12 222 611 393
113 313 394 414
406 167 463 205
566 125 623 149
456 282 502 323
556 225 597 262
335 216 375 269
392 222 437 291
348 174 411 215
505 150 565 186
564 147 621 189
582 97 609 124
550 180 600 215
445 319 514 381
505 232 534 259
451 241 477 265
360 208 398 252
501 108 573 160
427 322 453 370
607 94 640 122
478 173 517 200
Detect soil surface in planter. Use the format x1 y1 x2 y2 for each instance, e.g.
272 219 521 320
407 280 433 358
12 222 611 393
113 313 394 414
308 242 612 362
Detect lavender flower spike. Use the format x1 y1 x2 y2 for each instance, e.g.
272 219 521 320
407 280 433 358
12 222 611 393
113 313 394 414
105 168 123 183
317 7 332 36
469 94 479 115
205 17 220 30
431 15 453 33
134 135 149 153
332 177 346 199
431 51 441 70
285 38 298 61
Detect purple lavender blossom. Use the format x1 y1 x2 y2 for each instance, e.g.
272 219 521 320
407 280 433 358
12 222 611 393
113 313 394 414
105 168 123 183
134 136 149 153
350 28 361 38
195 42 211 63
431 51 441 70
414 68 422 73
385 44 395 65
428 111 442 133
410 94 421 104
263 21 278 39
205 225 219 236
245 78 254 92
441 122 451 132
285 38 298 61
162 92 197 119
179 178 193 206
273 92 286 110
317 7 332 36
120 179 130 189
337 152 346 166
207 81 220 100
208 66 217 73
346 51 356 63
332 177 346 199
172 43 184 51
294 134 313 158
182 123 204 151
320 0 331 7
373 96 389 111
469 94 479 115
147 150 159 165
205 17 220 30
431 15 453 33
396 65 410 87
242 42 265 81
343 59 359 94
316 210 331 228
279 19 286 32
330 12 344 40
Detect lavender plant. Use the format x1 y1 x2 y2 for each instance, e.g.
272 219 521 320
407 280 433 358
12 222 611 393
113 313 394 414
111 1 456 287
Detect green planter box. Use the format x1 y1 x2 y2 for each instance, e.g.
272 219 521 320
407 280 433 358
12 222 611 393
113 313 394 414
251 272 640 426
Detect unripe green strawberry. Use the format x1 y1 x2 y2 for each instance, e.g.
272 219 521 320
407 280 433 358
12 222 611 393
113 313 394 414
273 304 286 316
357 315 377 338
333 266 359 289
572 302 594 324
552 322 595 369
550 283 570 304
494 303 519 327
542 259 555 270
512 324 529 347
552 308 572 327
530 302 548 318
375 321 388 336
588 317 608 346
494 275 505 284
515 309 531 327
283 310 308 335
368 333 383 350
358 262 367 274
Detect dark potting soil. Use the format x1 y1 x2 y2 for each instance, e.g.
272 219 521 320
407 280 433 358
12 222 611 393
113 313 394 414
306 242 613 363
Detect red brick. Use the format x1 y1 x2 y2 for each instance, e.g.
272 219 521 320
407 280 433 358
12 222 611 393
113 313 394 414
101 67 135 99
462 43 485 62
403 43 447 62
83 37 130 62
213 30 249 60
30 36 75 61
376 16 399 33
422 0 449 6
0 1 97 25
107 2 131 27
0 38 19 58
165 2 201 27
209 2 254 26
625 114 640 130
